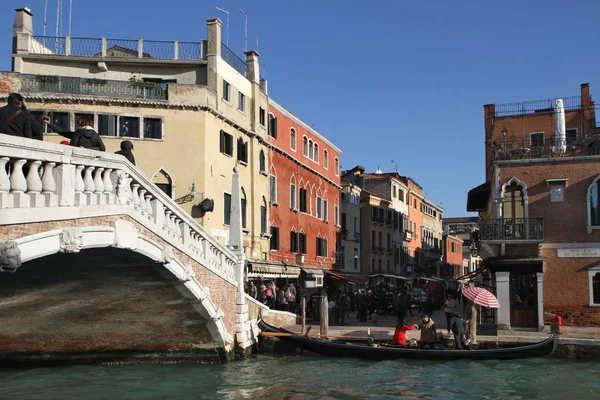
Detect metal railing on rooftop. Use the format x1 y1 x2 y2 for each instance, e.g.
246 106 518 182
221 43 246 76
489 134 600 161
29 36 206 60
479 218 544 241
495 96 581 117
19 74 168 101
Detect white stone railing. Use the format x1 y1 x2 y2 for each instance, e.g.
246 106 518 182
0 134 238 285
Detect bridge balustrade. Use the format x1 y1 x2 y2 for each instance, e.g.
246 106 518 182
0 135 238 285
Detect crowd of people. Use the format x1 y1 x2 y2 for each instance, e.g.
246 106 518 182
245 280 298 314
0 92 136 165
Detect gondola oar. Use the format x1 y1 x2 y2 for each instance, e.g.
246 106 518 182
260 332 375 340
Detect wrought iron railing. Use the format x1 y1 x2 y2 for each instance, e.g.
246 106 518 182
489 134 600 161
19 74 168 101
495 96 581 117
478 218 544 241
221 43 246 76
29 36 206 60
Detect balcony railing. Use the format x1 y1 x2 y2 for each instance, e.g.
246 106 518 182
19 74 168 101
489 135 600 162
494 96 581 117
479 218 544 241
221 43 246 76
29 36 206 60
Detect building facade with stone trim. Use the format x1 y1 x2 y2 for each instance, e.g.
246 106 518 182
6 8 272 264
260 100 341 283
468 83 600 330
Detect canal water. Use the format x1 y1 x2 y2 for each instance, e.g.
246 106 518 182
0 355 598 399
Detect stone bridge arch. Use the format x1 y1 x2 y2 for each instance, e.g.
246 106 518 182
1 219 235 363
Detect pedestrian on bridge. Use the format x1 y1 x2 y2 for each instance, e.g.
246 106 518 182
0 93 32 138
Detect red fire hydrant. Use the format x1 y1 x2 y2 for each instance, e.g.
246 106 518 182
553 314 562 334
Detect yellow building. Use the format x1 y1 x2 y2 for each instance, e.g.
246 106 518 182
6 8 270 260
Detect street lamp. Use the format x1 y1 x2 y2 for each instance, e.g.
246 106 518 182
501 127 508 139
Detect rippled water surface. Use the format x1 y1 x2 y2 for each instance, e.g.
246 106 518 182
1 355 599 399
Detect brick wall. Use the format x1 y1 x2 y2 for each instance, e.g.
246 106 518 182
0 214 237 339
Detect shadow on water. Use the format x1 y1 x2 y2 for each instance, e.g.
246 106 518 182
0 355 599 400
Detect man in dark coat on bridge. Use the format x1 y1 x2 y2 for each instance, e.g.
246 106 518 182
0 93 32 138
115 140 136 165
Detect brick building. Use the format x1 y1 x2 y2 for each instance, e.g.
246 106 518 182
442 234 464 279
443 216 481 274
468 83 600 330
259 99 341 286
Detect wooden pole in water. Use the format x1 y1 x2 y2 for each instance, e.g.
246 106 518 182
470 302 478 344
301 297 306 335
320 293 328 336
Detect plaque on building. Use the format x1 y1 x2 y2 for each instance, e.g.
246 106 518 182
557 248 600 258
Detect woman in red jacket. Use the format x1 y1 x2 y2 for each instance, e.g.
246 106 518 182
392 320 419 346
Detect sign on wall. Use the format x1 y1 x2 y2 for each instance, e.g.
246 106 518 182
557 248 600 258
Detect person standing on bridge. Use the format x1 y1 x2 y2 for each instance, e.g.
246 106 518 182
115 140 136 165
43 115 105 151
0 93 32 138
248 281 257 299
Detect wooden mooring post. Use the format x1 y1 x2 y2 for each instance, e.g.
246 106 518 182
301 297 306 335
319 294 328 337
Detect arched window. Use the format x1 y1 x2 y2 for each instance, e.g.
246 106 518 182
269 172 277 203
241 187 248 230
588 175 600 230
502 181 524 220
308 140 314 160
334 157 339 176
152 168 174 198
314 143 319 163
259 150 266 173
323 149 329 169
268 113 277 138
290 128 296 151
302 136 308 156
290 176 297 210
260 196 267 234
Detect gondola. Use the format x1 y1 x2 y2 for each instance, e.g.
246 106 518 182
258 319 556 360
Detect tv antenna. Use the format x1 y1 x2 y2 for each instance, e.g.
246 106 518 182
69 0 73 36
253 29 259 52
43 0 48 36
239 8 248 51
215 6 229 47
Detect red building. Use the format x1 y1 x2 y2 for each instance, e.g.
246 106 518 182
443 234 463 279
256 99 341 287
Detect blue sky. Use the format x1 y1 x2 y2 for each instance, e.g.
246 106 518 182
1 0 599 217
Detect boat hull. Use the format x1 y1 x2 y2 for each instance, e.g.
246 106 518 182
258 320 556 360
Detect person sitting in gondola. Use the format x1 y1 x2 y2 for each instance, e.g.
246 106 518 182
450 312 470 349
392 320 418 346
418 315 437 349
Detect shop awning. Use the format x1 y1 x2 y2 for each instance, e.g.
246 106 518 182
417 277 446 282
326 271 365 285
368 274 413 281
467 181 491 212
248 262 301 278
301 268 324 277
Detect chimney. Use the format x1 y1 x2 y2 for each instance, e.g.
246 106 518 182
581 83 590 106
205 18 222 94
206 18 222 58
244 50 260 84
13 8 33 38
13 8 33 72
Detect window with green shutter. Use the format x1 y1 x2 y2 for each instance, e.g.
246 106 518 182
223 193 231 225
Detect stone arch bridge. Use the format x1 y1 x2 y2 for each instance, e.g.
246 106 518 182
0 135 258 364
